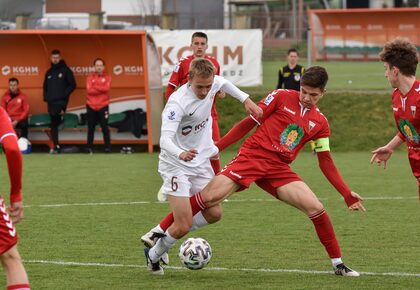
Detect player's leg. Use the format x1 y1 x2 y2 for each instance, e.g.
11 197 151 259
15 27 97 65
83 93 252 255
0 197 30 288
0 246 30 289
275 181 359 277
146 195 192 275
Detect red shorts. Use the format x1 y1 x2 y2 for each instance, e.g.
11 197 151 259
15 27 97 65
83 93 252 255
408 149 420 183
220 148 302 199
0 196 18 254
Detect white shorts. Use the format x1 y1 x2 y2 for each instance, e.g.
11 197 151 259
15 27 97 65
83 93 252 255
158 160 214 198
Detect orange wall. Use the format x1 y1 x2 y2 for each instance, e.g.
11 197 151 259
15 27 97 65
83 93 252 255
0 31 147 114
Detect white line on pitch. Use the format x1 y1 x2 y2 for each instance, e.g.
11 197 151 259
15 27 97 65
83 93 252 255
23 259 420 277
23 196 418 208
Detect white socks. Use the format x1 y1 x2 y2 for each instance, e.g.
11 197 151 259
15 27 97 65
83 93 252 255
190 212 209 231
331 258 343 267
149 230 177 263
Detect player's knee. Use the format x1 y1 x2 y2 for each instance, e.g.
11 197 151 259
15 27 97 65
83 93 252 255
209 206 223 223
0 246 21 268
306 201 324 215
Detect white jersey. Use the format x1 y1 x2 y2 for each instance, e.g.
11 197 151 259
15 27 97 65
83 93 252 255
159 75 249 168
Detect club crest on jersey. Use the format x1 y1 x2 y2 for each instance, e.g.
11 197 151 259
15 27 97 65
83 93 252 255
411 106 416 118
167 110 176 120
279 123 304 151
264 94 274 106
308 120 316 131
399 119 419 144
181 125 192 136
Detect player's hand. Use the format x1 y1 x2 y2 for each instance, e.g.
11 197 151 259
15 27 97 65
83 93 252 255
348 191 366 212
370 146 393 169
243 98 263 119
216 90 226 99
179 149 198 161
8 201 24 223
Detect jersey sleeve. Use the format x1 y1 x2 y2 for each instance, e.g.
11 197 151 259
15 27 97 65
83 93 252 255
160 101 185 158
256 90 283 124
0 107 22 203
314 114 330 139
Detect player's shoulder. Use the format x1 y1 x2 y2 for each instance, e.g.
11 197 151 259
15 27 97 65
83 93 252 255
313 106 328 122
178 55 193 64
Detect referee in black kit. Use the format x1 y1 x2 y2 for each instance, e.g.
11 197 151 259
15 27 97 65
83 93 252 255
276 48 305 91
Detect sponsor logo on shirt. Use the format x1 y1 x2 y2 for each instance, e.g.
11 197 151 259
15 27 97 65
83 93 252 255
283 106 296 115
399 119 419 144
182 125 192 136
168 110 176 120
279 123 304 151
309 120 315 131
264 94 274 106
229 170 242 179
194 118 209 133
189 108 198 116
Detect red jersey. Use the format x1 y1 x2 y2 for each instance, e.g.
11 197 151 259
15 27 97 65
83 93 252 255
0 106 21 203
86 72 111 111
165 54 221 101
1 90 29 122
242 89 330 164
392 79 420 149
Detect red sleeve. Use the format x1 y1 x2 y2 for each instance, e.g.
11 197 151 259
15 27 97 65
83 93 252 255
0 95 7 110
16 93 30 121
397 131 405 141
86 75 101 96
93 75 111 93
0 108 22 203
216 116 257 151
256 90 283 124
164 84 176 102
317 151 358 207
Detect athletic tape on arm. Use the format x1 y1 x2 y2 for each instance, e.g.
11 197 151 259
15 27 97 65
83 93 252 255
313 137 330 152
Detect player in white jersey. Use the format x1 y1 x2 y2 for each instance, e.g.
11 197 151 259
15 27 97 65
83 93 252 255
143 58 262 275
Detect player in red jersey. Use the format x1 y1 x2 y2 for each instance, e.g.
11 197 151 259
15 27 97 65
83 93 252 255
0 107 30 289
371 38 420 200
164 32 223 173
143 66 365 276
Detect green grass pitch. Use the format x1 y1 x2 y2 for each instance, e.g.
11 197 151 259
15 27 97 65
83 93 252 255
0 151 419 289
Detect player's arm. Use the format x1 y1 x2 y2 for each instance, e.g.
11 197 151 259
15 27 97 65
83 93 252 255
219 79 262 118
370 133 404 169
216 116 258 152
160 103 197 161
314 137 366 211
1 127 24 222
164 62 183 102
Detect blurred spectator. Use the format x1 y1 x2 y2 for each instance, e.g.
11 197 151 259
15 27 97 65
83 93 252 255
86 58 112 154
43 49 76 154
1 78 29 139
276 48 305 91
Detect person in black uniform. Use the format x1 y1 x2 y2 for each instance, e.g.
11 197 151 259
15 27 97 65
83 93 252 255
43 49 76 154
276 48 305 91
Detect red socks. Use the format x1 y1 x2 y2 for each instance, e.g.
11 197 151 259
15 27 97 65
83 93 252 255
159 192 207 231
309 209 341 259
7 284 30 290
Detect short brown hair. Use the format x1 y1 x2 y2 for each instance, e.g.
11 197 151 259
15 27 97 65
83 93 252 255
379 38 418 76
300 66 328 90
191 32 208 43
188 58 215 80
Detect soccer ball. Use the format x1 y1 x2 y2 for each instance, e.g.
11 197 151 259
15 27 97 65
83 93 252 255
17 137 31 154
178 237 212 270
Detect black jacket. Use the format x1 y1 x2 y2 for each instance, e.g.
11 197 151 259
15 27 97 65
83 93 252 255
43 60 76 106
